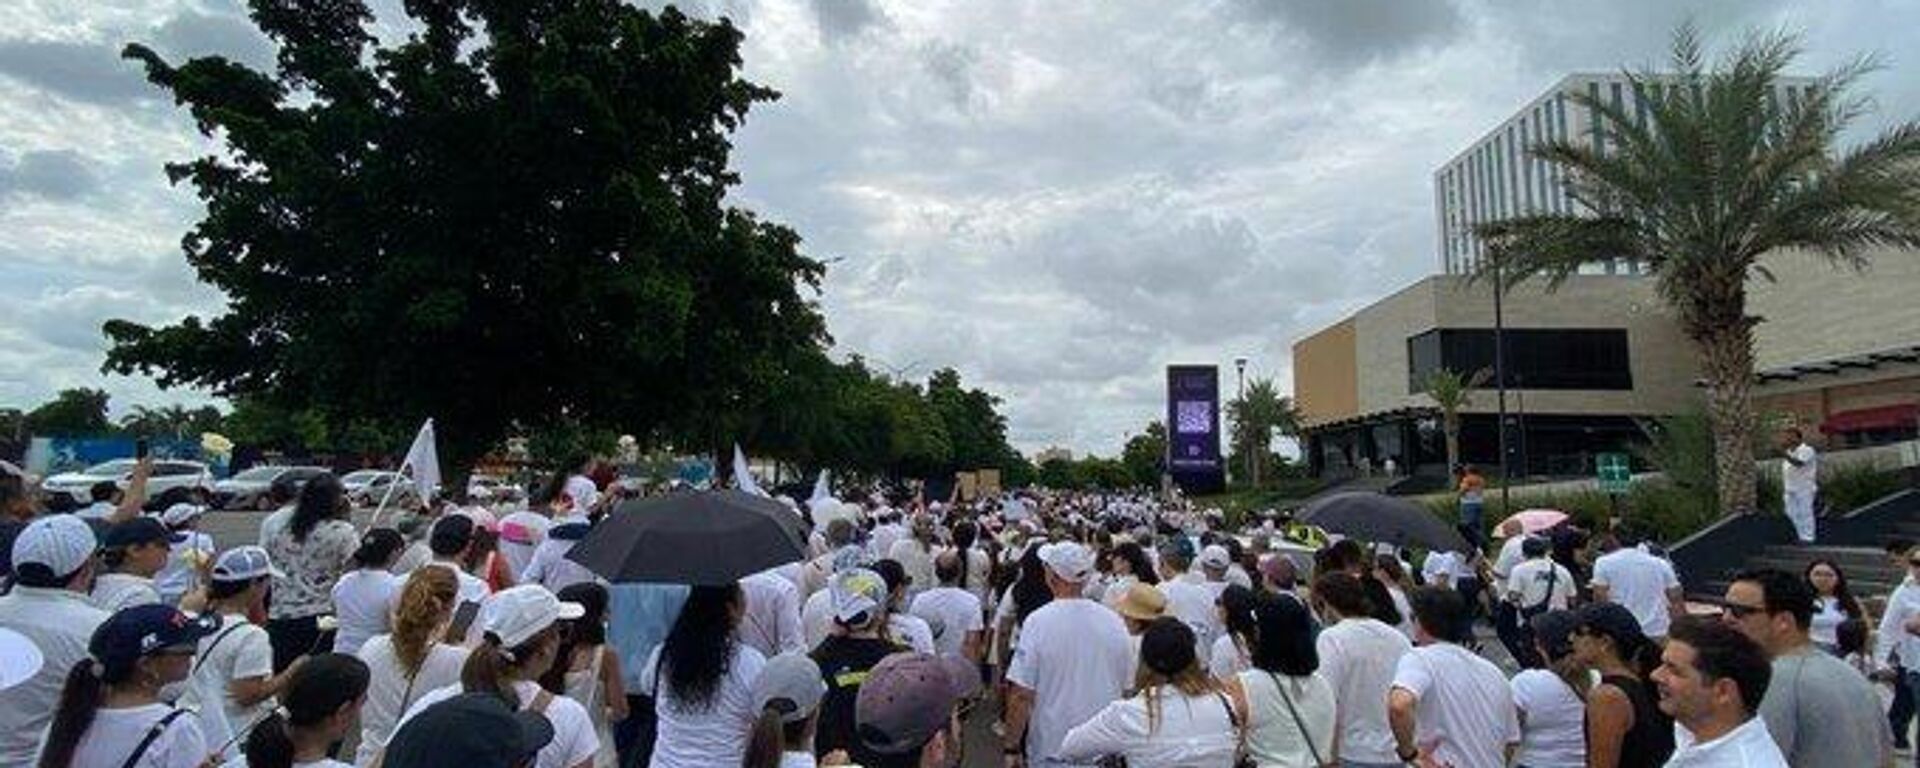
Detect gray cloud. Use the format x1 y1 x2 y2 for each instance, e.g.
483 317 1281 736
0 40 154 106
1 150 102 200
810 0 888 44
152 9 277 70
1230 0 1464 69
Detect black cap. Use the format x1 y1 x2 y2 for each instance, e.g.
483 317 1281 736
1575 602 1651 651
385 692 554 768
102 517 170 549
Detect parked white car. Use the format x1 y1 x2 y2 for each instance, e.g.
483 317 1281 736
466 474 524 504
42 459 215 511
341 469 427 509
212 465 331 511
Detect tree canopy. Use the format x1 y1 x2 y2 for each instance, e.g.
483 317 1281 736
103 0 826 471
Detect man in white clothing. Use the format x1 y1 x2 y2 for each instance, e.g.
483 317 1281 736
1778 427 1819 544
1156 539 1219 664
1655 617 1788 767
1504 537 1575 614
909 551 984 661
1002 542 1133 767
739 567 805 658
0 516 111 766
1313 571 1413 766
1590 527 1686 640
1389 586 1518 768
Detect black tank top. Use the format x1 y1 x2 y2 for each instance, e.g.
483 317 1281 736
1595 673 1675 768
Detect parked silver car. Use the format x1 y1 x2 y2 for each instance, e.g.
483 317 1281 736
341 469 426 509
212 465 331 510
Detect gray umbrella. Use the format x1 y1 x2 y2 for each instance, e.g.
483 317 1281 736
566 490 810 585
1299 491 1472 553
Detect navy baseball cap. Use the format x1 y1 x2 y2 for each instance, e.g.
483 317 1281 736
385 692 555 768
102 517 169 549
90 604 220 672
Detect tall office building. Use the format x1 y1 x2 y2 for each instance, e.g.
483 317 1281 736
1435 73 1815 275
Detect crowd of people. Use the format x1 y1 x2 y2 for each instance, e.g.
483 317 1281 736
0 453 1915 767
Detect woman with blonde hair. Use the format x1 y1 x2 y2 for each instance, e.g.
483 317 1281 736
353 565 471 765
1060 617 1241 766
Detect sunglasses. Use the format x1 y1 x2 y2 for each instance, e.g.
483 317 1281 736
1722 603 1768 619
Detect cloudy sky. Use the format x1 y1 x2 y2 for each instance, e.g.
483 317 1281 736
3 0 1917 456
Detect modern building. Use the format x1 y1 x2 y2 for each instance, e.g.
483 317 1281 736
1435 73 1816 275
1293 275 1699 478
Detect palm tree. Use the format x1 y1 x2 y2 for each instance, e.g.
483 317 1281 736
1422 367 1492 476
1476 25 1920 516
1226 377 1301 488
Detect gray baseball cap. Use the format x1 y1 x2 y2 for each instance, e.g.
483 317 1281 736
753 651 827 723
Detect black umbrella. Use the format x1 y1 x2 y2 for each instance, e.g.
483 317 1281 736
1299 491 1471 553
566 490 810 585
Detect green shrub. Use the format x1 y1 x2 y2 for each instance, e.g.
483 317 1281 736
1819 460 1906 514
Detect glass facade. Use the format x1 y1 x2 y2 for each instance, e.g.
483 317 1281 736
1407 328 1634 392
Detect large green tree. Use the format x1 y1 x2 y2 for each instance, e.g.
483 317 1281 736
103 1 827 472
1121 420 1167 487
1225 377 1299 488
119 404 225 439
26 388 113 436
1476 26 1920 515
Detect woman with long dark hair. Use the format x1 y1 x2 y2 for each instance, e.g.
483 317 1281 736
1510 611 1588 768
1058 618 1239 766
1101 542 1161 604
1208 584 1260 681
37 604 219 768
1806 559 1867 655
265 474 358 672
1571 603 1672 768
541 582 627 768
1232 593 1336 768
240 653 370 768
647 583 767 768
947 519 993 607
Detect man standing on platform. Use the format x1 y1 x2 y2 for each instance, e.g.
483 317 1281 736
1778 427 1819 544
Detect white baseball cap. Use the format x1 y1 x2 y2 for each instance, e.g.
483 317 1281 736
11 514 97 579
211 545 283 583
481 585 585 648
159 503 207 527
1199 544 1232 571
1037 542 1096 583
828 568 887 624
0 627 43 691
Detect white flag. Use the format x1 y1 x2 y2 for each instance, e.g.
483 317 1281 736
402 419 441 501
810 470 831 505
732 444 768 498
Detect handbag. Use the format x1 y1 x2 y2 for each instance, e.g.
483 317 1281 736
1268 671 1333 768
1214 689 1256 768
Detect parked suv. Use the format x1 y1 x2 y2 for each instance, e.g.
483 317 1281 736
341 469 426 510
212 465 331 510
42 459 215 511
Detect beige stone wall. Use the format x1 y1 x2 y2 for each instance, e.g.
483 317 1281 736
1292 320 1359 428
1750 247 1920 371
1352 280 1440 415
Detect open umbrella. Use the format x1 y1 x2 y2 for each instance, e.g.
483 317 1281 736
1298 491 1471 553
567 490 809 585
1494 508 1569 537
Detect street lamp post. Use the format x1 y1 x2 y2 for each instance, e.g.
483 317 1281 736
1493 263 1511 512
1234 357 1248 487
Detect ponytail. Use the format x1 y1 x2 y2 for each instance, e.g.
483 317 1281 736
243 654 371 768
393 567 458 676
461 627 556 708
38 659 111 768
242 707 297 768
742 705 785 768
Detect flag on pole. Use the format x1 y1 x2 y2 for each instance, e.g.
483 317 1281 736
732 444 767 498
810 470 831 505
402 419 441 501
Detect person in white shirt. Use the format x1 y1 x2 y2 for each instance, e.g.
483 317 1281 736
1590 529 1686 640
188 545 304 757
1003 541 1135 767
233 652 369 768
354 566 472 766
1389 586 1519 768
1310 571 1412 767
1059 617 1239 767
1157 540 1221 666
91 516 169 611
1654 617 1788 767
1196 544 1234 599
0 515 113 766
1228 592 1338 768
498 508 552 582
740 567 806 658
909 550 985 661
886 515 939 596
643 583 768 768
1510 610 1589 768
419 513 493 608
35 603 219 768
331 528 406 655
868 513 905 563
741 651 833 768
155 502 215 606
1505 537 1575 615
1207 584 1258 681
1876 550 1920 725
522 514 600 593
1777 427 1819 543
393 585 600 768
77 480 124 520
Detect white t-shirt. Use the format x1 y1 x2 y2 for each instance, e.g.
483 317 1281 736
1057 686 1239 766
1506 559 1575 612
1591 547 1682 637
1392 643 1520 768
1811 596 1849 647
1158 576 1220 664
45 703 207 768
739 570 805 658
1238 669 1338 768
1315 618 1412 763
1510 669 1587 768
887 612 936 654
1006 598 1134 766
521 539 599 593
92 572 162 612
1209 633 1251 680
909 586 984 657
1783 443 1819 493
157 531 215 605
887 538 937 595
331 568 401 655
642 643 767 768
353 635 470 766
185 612 275 749
1423 551 1473 589
399 679 599 768
1492 535 1528 592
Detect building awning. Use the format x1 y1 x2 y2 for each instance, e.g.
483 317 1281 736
1821 403 1919 433
1745 344 1920 384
